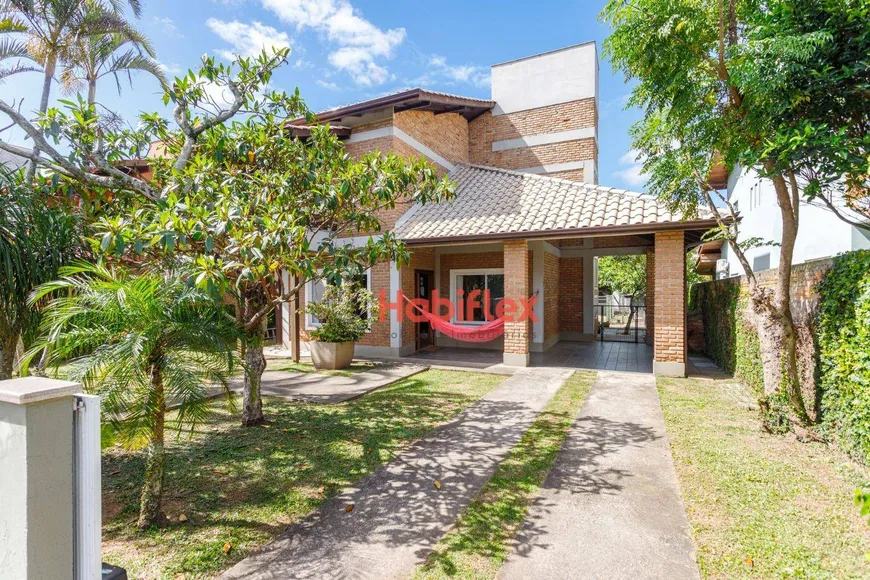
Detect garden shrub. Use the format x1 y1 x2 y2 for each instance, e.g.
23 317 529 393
691 279 741 375
816 250 870 463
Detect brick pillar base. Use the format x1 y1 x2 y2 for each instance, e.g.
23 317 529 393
653 231 686 376
504 240 531 366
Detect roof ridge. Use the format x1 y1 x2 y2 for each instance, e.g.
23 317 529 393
455 163 657 200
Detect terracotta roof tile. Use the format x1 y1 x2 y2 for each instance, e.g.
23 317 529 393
393 164 716 242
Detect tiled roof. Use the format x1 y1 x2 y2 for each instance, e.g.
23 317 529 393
394 164 717 242
313 88 493 116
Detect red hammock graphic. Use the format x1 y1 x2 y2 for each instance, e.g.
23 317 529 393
402 294 535 343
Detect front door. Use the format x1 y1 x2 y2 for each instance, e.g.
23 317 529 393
416 270 435 351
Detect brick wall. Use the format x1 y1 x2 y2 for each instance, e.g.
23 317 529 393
543 251 560 339
504 240 531 355
468 99 597 181
559 256 583 333
653 231 686 363
594 235 653 248
645 247 655 338
394 110 469 165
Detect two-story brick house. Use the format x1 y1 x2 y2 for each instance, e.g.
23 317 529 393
278 42 716 377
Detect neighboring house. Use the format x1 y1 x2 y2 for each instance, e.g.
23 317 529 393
276 41 718 377
706 165 870 279
0 143 31 171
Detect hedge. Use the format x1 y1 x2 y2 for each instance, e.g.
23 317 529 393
816 250 870 463
692 250 870 464
690 280 764 395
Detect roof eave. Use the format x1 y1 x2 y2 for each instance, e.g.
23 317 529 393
400 218 724 246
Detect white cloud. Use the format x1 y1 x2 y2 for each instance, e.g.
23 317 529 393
614 149 648 189
316 79 340 90
428 55 490 87
154 16 183 38
261 0 405 86
206 18 293 61
158 62 183 75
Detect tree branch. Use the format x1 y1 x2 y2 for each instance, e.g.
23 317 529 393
0 99 161 201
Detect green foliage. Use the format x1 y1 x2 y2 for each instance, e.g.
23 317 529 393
0 170 80 376
855 489 870 526
691 283 765 398
816 250 870 463
305 284 379 344
690 280 741 375
26 261 239 448
597 254 646 299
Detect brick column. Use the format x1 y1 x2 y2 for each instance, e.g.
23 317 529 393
653 231 687 376
645 248 655 345
504 240 531 366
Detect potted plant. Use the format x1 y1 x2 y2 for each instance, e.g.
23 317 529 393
304 283 379 370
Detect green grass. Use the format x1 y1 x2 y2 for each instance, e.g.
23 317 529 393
265 359 379 377
413 371 597 579
100 369 503 579
658 377 870 579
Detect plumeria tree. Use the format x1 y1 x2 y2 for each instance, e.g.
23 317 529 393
0 48 455 427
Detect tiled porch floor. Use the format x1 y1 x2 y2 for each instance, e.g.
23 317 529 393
404 341 654 374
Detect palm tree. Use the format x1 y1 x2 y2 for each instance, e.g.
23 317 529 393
26 262 240 528
0 0 145 179
60 28 165 106
0 169 79 378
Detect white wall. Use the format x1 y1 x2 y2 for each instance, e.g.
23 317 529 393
719 166 870 278
491 42 598 115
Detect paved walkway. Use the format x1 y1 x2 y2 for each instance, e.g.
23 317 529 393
221 367 573 579
500 371 699 579
224 363 427 404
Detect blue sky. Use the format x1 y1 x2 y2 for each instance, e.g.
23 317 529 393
0 0 646 190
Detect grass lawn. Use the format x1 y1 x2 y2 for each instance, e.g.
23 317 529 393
658 376 870 579
413 371 597 579
266 359 380 377
100 369 504 579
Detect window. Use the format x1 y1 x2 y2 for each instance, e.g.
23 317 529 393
305 270 371 329
753 253 770 272
450 269 505 324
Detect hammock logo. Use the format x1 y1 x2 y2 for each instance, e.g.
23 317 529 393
378 290 539 342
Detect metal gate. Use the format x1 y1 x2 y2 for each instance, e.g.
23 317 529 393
595 303 646 343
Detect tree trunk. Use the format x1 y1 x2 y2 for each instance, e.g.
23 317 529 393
26 55 56 183
87 79 97 107
241 319 267 427
0 329 17 380
749 165 810 428
622 296 635 335
137 365 167 529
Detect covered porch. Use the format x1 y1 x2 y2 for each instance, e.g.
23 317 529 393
403 341 654 374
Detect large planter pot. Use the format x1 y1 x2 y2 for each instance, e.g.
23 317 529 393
309 341 355 370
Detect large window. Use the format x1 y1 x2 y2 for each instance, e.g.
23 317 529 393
450 269 505 324
305 270 371 329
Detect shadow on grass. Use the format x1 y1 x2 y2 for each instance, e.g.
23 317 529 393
101 370 502 578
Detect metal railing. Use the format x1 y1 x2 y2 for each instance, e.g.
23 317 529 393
595 304 646 343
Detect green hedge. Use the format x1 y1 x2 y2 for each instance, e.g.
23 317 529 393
816 250 870 463
693 250 870 463
691 280 764 395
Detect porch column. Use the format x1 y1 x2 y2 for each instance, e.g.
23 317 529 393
645 248 655 345
653 231 687 376
503 240 531 366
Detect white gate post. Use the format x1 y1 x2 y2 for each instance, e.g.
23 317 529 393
74 394 101 579
0 377 80 579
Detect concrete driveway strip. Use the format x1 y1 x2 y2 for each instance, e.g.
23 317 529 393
500 371 699 580
221 367 573 580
